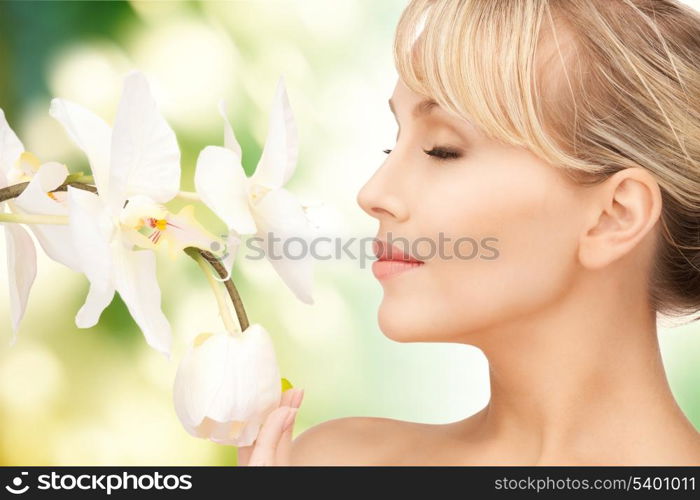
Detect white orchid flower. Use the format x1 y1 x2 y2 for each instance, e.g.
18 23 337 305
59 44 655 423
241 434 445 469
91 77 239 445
173 323 282 446
1 110 81 272
0 167 36 343
50 70 216 357
0 111 36 341
0 109 84 342
195 77 315 304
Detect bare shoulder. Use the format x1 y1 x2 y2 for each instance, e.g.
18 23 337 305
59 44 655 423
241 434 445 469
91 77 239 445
289 416 428 466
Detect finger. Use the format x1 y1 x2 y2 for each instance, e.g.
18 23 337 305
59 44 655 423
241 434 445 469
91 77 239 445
280 388 296 407
247 406 296 466
291 389 305 409
237 444 253 466
239 408 287 467
237 390 296 466
276 389 304 465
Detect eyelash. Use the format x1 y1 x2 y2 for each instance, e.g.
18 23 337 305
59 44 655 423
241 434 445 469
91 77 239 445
382 147 462 161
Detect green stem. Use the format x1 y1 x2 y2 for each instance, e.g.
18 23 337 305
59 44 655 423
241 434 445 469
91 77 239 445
176 190 200 202
0 213 69 225
65 173 94 185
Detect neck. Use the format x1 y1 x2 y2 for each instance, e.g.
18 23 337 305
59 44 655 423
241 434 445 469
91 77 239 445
472 266 695 464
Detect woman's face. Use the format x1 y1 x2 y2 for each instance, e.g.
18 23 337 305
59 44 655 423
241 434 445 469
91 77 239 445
356 78 590 344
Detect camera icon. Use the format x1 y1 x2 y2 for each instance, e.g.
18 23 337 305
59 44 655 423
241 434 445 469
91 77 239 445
5 472 29 495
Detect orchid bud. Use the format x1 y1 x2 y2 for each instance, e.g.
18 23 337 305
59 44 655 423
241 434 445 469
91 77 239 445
173 323 282 446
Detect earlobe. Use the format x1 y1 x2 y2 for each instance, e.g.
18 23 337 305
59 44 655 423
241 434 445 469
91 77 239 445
578 168 662 270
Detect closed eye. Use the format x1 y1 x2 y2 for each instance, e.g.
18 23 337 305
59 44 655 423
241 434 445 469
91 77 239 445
422 147 461 161
381 147 462 161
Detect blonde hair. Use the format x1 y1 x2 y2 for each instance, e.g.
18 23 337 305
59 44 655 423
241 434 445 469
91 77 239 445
394 0 700 319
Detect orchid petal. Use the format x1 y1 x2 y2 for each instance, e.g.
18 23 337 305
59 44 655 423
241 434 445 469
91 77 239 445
25 223 81 273
49 98 112 195
207 324 281 424
68 187 116 327
4 222 37 343
15 162 69 213
110 70 180 212
0 108 24 178
217 100 242 159
118 194 167 229
221 232 241 278
195 145 256 235
10 152 41 184
13 163 81 272
76 282 116 330
250 76 298 190
206 418 257 446
113 243 172 357
174 332 230 430
253 188 315 304
114 195 159 251
162 205 220 259
121 228 157 252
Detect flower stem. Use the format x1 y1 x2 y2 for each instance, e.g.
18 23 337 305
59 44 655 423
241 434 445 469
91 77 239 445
0 182 29 204
176 190 201 202
65 174 94 185
0 213 69 225
188 248 242 336
197 249 250 331
0 178 96 204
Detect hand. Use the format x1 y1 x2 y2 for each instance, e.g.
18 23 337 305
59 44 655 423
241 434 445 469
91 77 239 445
236 387 304 466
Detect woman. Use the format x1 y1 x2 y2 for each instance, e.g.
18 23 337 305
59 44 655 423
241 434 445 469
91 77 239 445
239 0 700 465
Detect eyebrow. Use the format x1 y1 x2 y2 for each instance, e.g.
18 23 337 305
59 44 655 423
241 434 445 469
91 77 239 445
388 97 439 118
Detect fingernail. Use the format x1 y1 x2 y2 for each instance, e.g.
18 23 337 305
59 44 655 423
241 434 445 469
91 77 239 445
282 408 298 432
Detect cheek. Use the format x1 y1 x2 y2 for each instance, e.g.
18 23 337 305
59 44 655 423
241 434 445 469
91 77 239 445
376 154 583 342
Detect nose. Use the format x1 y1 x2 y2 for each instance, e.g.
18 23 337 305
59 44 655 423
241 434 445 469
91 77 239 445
356 161 409 222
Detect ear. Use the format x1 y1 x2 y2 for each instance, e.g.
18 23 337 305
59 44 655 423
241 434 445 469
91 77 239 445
578 167 662 270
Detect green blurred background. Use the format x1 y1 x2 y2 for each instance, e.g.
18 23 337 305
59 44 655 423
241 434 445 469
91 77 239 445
0 0 699 466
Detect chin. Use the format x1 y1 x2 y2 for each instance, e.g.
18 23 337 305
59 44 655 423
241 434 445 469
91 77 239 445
376 293 503 345
376 297 438 343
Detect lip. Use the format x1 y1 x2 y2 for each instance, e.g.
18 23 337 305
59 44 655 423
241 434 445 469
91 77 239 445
372 239 424 263
371 238 425 280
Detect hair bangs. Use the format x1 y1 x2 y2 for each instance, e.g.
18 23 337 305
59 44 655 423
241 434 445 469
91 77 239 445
392 0 596 178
